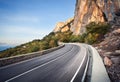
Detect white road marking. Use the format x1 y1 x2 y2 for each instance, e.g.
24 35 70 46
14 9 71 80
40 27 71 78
5 46 74 82
81 52 89 82
70 46 87 82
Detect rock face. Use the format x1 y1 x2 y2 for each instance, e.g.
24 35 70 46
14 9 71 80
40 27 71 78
61 26 69 32
96 18 120 81
53 18 74 32
71 0 120 35
99 25 120 51
53 22 65 32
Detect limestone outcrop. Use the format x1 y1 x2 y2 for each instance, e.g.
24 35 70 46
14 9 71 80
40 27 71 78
53 22 65 32
53 18 74 33
71 0 120 35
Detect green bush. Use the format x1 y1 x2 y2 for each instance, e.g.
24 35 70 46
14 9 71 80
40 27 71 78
86 22 110 34
54 31 72 42
84 33 96 44
79 33 87 42
49 40 58 48
0 32 59 58
84 22 110 44
30 46 40 52
69 35 81 42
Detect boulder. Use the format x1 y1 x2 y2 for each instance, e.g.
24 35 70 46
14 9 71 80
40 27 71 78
111 57 120 64
113 29 120 35
104 56 112 67
115 50 120 54
104 52 113 56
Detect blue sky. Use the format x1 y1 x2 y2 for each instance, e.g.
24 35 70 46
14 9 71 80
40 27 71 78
0 0 75 46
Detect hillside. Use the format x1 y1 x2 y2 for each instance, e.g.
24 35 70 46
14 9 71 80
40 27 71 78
95 17 120 81
0 33 58 58
0 21 110 58
0 0 120 81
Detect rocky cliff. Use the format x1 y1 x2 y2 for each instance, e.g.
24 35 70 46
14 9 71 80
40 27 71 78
71 0 120 35
53 18 74 33
96 23 120 82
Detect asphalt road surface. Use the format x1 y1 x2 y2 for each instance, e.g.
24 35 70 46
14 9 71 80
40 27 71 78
0 44 88 82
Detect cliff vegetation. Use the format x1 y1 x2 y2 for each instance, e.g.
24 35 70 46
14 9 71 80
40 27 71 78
0 34 58 58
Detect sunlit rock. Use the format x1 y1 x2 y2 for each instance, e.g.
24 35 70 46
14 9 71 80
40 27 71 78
72 0 120 35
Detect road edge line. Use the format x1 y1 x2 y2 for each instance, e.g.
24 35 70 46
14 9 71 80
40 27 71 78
70 46 87 82
81 51 89 82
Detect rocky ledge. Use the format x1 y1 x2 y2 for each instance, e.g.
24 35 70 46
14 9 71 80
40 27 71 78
53 18 74 33
95 19 120 82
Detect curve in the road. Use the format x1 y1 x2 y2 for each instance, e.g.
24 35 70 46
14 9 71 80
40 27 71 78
0 44 88 82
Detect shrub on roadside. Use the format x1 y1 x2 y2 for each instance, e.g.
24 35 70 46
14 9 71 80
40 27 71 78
83 22 110 44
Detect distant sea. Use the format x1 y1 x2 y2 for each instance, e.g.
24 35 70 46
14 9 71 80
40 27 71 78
0 45 14 51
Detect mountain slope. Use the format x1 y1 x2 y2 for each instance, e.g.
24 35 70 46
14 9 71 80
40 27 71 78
0 33 58 58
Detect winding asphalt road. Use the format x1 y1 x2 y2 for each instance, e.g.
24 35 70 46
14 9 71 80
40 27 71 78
0 44 88 82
